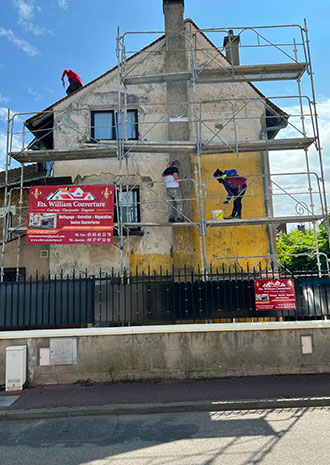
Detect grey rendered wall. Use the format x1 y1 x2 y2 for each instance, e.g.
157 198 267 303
1 323 330 386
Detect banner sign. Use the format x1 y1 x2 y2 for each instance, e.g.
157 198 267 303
254 279 296 311
27 185 114 245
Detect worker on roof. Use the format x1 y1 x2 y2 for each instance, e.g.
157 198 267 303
214 169 247 219
61 69 83 95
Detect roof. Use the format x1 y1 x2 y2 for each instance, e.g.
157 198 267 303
0 164 72 189
25 18 287 128
0 164 47 188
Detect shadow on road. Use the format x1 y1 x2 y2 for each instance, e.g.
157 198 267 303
0 407 310 464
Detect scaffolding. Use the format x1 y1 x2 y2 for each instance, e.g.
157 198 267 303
1 20 328 279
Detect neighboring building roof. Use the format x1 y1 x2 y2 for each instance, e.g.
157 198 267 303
25 18 287 131
0 164 47 188
0 164 72 189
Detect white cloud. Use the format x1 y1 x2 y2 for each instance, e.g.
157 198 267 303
27 86 41 101
269 98 330 219
12 1 52 37
0 94 10 104
12 0 35 21
0 28 39 56
58 0 68 10
19 20 43 36
0 107 22 171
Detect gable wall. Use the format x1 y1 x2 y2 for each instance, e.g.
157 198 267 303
49 27 270 274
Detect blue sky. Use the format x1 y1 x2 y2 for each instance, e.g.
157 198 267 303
0 0 330 219
0 0 329 114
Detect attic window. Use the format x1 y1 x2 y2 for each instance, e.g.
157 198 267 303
91 110 138 141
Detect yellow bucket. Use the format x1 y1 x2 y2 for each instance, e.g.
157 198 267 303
211 210 225 221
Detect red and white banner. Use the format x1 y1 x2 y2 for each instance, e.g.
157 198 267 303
27 185 114 245
254 279 296 311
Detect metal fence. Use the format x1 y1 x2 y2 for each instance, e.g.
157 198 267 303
0 267 330 330
0 278 94 329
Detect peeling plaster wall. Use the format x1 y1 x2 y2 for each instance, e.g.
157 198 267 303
50 23 270 273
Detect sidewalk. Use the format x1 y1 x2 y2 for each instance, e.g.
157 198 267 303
2 373 330 420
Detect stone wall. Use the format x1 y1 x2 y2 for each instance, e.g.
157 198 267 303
1 322 330 386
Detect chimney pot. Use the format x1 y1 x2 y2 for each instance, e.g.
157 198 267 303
223 31 240 66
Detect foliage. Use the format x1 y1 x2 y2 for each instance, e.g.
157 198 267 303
277 225 330 272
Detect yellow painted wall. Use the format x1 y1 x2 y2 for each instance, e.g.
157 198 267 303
129 252 173 273
129 151 270 272
194 151 270 270
129 228 196 272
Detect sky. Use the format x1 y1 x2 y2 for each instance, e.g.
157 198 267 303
0 0 330 219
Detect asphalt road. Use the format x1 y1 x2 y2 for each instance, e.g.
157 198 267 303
1 407 330 465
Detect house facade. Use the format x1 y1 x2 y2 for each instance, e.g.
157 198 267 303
23 0 287 275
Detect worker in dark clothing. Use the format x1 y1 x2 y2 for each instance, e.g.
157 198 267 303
214 169 247 219
61 69 83 95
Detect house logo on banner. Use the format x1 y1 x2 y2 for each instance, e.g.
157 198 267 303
27 185 114 245
263 280 287 288
46 187 96 201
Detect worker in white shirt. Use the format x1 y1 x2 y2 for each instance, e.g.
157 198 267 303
162 160 184 222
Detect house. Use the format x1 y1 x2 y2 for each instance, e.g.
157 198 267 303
11 0 308 276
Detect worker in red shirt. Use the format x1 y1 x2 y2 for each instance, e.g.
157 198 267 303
61 69 83 95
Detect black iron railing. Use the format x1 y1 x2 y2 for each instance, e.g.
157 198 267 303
0 266 329 330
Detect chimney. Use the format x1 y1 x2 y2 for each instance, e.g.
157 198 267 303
162 0 193 221
223 30 240 66
163 0 185 65
163 0 185 27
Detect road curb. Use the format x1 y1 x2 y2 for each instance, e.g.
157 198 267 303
1 396 330 420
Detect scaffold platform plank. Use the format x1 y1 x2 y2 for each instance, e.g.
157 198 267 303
123 62 308 85
207 215 323 227
9 215 323 236
11 137 315 162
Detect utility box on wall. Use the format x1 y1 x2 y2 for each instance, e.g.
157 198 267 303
5 345 27 392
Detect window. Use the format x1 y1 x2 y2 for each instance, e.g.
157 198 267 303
3 267 26 282
91 110 138 141
114 188 142 234
5 212 13 242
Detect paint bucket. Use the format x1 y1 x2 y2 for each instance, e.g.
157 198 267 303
211 210 225 221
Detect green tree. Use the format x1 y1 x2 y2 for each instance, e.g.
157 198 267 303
277 226 330 272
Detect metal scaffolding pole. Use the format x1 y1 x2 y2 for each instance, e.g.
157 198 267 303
0 109 12 282
15 121 26 281
294 36 322 276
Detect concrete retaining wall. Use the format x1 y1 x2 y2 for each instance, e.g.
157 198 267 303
1 322 330 386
